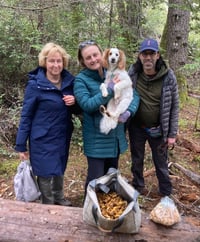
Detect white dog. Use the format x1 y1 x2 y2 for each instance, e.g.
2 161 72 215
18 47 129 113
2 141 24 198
99 47 133 134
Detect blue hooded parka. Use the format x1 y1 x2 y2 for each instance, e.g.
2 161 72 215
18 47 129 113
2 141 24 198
15 67 76 177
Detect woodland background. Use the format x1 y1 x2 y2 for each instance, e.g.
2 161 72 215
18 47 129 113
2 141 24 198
0 0 200 146
0 0 200 223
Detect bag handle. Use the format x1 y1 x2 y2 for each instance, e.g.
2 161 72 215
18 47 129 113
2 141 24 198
92 205 124 233
132 190 140 212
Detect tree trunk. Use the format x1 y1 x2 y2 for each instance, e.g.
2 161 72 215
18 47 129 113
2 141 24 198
116 0 142 58
166 0 190 72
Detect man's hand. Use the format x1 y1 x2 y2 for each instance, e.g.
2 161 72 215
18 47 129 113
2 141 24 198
167 137 176 150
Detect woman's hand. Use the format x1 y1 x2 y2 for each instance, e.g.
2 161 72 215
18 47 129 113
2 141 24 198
107 74 120 91
19 152 29 161
112 73 120 83
63 95 75 106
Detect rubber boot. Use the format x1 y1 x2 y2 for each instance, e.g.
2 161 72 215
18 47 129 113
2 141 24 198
37 176 54 204
52 176 72 206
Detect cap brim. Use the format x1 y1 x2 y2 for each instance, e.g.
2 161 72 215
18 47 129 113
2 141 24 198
140 47 158 52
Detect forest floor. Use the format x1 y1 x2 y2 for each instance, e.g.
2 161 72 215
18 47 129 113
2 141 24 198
0 96 200 228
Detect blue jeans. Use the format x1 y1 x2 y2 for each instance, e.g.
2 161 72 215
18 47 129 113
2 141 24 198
128 125 172 196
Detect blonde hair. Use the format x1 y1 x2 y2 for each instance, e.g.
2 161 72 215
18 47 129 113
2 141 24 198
38 42 69 68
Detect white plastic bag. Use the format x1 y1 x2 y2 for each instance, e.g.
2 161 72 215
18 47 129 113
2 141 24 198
14 160 41 202
83 168 141 234
150 196 181 226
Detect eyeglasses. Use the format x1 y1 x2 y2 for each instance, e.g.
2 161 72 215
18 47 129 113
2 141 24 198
78 40 96 49
141 51 157 57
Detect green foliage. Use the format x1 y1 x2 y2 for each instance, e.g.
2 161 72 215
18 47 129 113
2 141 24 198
142 3 167 38
71 115 83 148
193 155 200 164
0 10 40 79
180 58 200 92
179 97 199 128
187 2 200 60
185 96 199 106
0 159 18 176
183 61 200 72
0 143 18 176
178 118 188 129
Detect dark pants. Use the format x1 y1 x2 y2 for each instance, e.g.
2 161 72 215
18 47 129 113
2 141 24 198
84 156 119 196
128 125 172 196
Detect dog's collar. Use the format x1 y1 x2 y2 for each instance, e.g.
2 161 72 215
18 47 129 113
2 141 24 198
109 67 118 80
110 72 115 80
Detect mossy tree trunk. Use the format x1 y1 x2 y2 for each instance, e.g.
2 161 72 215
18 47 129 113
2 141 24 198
165 0 190 102
166 0 190 71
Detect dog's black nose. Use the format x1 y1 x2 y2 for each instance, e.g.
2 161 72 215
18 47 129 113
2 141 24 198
111 58 116 63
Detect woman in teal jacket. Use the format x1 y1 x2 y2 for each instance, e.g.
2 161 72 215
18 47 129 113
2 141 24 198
74 40 140 197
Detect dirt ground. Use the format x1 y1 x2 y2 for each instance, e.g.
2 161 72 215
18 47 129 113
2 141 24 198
0 96 200 227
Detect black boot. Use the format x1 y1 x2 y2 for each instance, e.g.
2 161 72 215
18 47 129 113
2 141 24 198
37 176 54 204
52 176 72 206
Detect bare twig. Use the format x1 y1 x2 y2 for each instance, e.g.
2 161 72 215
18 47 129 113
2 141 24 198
0 4 58 11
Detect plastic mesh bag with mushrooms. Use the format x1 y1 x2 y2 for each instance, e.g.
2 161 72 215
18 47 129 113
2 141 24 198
150 196 181 226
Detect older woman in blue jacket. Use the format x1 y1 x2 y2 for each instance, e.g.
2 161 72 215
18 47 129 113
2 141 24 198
74 40 140 198
15 43 80 206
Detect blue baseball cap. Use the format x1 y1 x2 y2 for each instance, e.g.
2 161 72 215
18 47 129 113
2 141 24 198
139 38 159 53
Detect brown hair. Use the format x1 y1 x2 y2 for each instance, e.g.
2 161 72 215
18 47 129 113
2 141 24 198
77 40 103 67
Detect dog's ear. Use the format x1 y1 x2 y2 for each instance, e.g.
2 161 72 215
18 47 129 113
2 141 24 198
118 50 126 70
102 48 110 69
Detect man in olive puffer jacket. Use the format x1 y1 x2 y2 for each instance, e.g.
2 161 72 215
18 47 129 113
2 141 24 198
128 38 179 197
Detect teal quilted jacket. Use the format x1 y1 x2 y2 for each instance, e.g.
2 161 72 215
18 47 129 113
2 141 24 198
74 68 140 158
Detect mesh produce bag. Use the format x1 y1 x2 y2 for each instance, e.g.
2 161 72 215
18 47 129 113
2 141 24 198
150 196 181 226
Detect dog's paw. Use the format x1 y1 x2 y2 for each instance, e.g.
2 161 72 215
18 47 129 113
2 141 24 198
102 89 108 97
113 86 121 99
100 83 108 97
103 91 108 97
